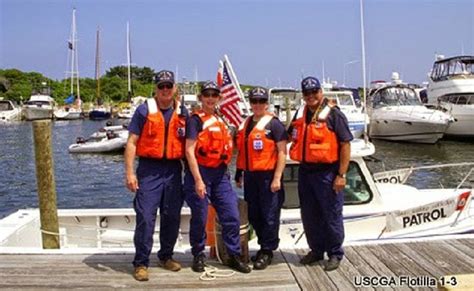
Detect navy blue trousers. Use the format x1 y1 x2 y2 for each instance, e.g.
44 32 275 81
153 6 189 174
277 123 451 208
133 159 184 267
298 165 345 260
244 171 284 251
184 164 241 257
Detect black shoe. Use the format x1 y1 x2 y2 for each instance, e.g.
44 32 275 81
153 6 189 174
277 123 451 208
324 256 341 271
192 254 206 273
299 251 324 265
227 255 251 273
254 250 273 270
250 250 262 262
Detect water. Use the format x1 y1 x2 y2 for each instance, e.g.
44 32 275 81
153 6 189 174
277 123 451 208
1 120 473 218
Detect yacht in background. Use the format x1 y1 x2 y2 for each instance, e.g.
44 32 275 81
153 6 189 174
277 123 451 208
23 84 56 121
0 99 22 122
427 55 474 137
367 73 452 143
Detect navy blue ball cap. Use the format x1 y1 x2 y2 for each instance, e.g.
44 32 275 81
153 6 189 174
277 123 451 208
301 76 321 92
201 81 220 94
155 70 175 85
249 86 268 100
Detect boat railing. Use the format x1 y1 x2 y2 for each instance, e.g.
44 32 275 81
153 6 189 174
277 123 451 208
373 162 474 186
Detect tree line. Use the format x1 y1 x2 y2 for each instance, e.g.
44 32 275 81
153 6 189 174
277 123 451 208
0 66 157 104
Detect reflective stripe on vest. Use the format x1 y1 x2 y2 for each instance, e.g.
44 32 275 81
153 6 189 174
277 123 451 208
136 98 186 159
236 114 277 171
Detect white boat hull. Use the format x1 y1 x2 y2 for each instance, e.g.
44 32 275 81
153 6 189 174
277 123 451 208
369 120 447 143
68 136 127 153
23 106 53 121
0 109 22 122
54 109 82 120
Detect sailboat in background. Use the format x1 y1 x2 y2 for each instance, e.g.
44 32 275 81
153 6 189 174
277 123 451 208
89 27 111 121
54 8 82 120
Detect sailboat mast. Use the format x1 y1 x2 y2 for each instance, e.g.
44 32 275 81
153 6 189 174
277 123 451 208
75 11 80 100
127 22 132 102
359 0 368 142
95 27 101 103
69 8 76 96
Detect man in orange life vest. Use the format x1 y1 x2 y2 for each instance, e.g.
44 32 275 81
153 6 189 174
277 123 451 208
288 76 353 271
235 86 288 270
125 70 188 281
184 81 251 274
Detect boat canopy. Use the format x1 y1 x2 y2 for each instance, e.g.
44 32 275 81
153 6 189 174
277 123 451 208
430 55 474 81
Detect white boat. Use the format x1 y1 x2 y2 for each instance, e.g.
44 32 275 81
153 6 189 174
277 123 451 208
367 74 452 143
1 139 472 253
23 94 55 121
54 107 82 120
0 99 22 122
54 9 83 121
68 130 128 153
427 55 474 137
268 87 301 125
322 84 368 138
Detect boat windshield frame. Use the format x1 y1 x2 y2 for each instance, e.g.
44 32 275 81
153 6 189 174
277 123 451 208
430 55 474 81
370 85 422 108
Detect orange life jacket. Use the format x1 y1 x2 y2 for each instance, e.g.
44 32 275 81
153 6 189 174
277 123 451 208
136 98 186 159
289 103 339 163
236 114 277 171
194 110 233 168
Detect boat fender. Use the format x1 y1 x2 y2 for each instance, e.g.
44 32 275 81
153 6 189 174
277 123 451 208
106 121 113 126
106 130 116 139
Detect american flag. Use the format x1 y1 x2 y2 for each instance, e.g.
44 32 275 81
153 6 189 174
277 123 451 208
218 61 244 127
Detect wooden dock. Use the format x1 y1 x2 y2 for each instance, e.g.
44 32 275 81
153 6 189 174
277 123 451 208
0 238 472 290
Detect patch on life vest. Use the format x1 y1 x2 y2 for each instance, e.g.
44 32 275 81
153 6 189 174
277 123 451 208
253 139 263 150
177 127 185 137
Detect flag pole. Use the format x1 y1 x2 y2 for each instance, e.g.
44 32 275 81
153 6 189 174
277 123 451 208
223 54 250 114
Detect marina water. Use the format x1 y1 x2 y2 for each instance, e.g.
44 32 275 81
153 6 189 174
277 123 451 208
1 120 473 218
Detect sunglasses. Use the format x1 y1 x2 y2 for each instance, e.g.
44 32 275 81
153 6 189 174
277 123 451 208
202 92 220 98
303 89 319 97
249 98 267 104
157 83 173 90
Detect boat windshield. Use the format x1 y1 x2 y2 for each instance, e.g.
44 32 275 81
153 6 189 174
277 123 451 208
0 101 13 111
282 161 373 208
325 92 355 107
431 56 474 81
371 87 421 108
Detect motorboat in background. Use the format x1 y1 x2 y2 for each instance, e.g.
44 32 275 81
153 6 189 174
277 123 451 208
68 124 128 153
322 81 368 138
0 99 22 122
1 139 472 252
427 55 474 137
367 73 452 143
23 92 56 121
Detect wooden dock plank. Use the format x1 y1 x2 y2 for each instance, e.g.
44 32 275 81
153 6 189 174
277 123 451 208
0 238 472 290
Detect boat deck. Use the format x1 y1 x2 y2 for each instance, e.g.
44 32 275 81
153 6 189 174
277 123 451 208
0 238 473 290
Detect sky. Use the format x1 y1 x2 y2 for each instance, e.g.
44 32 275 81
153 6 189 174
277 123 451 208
1 0 473 88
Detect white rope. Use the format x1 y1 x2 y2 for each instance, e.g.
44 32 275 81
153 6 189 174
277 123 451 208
199 263 235 281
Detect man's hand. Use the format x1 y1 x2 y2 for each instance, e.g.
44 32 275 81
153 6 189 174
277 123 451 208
270 178 281 193
333 176 346 193
195 179 207 199
126 173 139 193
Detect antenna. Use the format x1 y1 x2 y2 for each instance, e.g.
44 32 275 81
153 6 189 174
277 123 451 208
360 0 368 142
127 21 132 101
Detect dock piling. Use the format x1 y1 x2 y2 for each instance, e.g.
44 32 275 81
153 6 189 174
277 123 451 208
32 120 60 249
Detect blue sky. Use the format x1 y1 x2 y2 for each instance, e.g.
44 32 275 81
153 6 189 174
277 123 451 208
1 0 473 88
